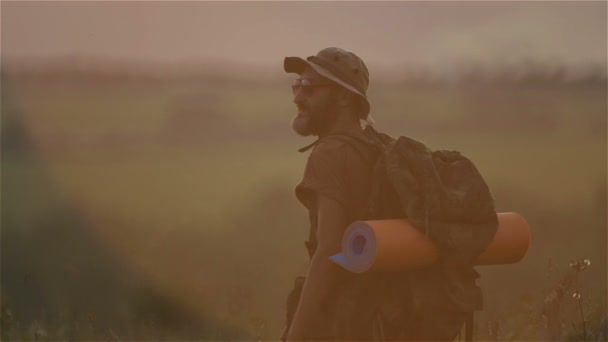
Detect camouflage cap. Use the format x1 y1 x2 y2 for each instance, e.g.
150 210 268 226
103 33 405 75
284 47 374 125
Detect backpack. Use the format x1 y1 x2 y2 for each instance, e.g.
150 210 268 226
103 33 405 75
362 125 499 262
362 125 499 339
285 125 498 341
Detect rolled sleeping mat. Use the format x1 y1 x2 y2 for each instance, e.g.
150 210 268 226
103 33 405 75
329 212 530 273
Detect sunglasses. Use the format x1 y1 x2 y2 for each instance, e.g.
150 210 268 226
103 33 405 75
291 78 335 96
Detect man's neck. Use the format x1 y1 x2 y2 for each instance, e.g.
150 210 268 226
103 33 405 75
318 110 363 138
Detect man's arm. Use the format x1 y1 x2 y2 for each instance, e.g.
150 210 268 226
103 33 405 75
286 194 350 341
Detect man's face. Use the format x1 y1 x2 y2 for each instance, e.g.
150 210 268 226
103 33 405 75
290 67 338 137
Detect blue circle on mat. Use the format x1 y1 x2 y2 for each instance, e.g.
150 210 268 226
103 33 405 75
353 235 366 255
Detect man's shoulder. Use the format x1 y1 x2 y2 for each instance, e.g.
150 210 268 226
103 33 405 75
309 134 375 167
313 132 374 154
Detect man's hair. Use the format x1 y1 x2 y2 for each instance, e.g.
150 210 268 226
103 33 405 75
353 96 368 120
329 83 366 120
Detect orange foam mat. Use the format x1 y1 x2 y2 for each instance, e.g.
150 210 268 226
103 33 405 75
329 212 530 273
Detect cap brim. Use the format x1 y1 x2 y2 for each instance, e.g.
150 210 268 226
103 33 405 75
284 57 309 74
284 56 372 119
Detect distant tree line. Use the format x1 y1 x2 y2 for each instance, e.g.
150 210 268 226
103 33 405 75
434 61 607 85
3 57 607 85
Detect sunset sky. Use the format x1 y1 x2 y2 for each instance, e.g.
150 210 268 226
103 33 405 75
2 1 606 71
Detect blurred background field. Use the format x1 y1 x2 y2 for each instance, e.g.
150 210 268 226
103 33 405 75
3 66 606 341
1 1 606 341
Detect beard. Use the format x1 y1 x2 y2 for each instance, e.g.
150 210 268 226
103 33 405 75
291 98 338 137
291 112 315 136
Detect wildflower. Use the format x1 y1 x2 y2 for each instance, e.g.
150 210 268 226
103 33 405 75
569 258 591 271
578 258 590 271
572 292 581 300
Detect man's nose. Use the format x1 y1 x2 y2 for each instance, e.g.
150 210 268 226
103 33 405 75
292 87 306 104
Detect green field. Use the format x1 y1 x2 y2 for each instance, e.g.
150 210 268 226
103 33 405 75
2 71 606 340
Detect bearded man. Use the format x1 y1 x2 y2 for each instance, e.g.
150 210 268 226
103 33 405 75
282 47 468 342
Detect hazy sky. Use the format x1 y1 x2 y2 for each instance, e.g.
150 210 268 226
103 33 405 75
2 1 607 70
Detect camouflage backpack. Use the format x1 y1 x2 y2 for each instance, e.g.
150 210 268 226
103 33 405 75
345 125 498 340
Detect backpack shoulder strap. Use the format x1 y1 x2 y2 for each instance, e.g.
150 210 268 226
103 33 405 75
364 125 395 145
304 208 318 260
298 138 322 153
